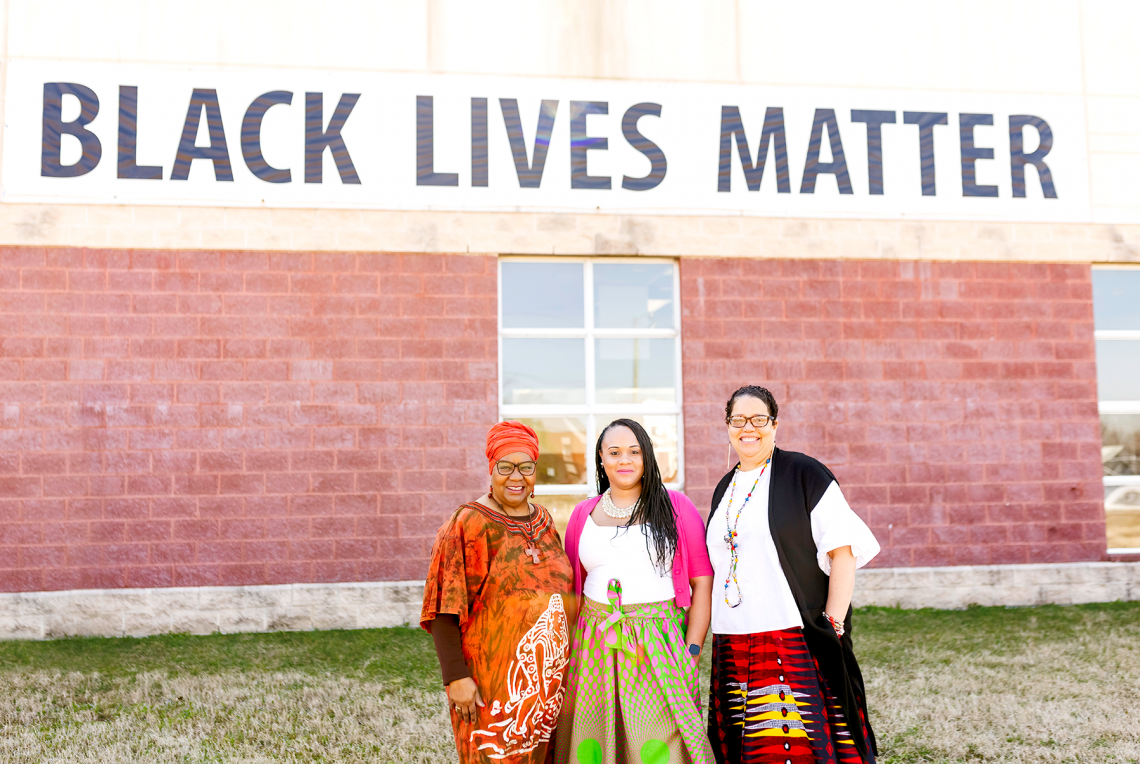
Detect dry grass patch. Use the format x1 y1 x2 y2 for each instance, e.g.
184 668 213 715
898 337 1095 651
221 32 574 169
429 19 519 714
0 603 1137 763
861 603 1140 763
1 670 451 763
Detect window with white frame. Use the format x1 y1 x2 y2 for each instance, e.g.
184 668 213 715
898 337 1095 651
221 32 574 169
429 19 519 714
1093 266 1140 553
498 258 683 531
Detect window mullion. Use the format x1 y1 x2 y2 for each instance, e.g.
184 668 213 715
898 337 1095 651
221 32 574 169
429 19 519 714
496 259 504 411
584 260 597 494
673 260 684 487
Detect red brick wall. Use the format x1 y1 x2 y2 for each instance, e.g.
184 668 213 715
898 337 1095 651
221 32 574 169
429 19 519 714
681 258 1106 567
0 246 496 592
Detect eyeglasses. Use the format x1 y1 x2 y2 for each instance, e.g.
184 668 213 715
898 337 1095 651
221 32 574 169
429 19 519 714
495 459 537 477
727 415 774 429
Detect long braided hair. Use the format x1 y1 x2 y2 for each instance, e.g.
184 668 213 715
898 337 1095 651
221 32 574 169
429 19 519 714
595 419 678 574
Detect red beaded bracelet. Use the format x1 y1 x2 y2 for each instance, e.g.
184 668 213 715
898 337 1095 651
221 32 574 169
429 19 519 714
823 611 845 638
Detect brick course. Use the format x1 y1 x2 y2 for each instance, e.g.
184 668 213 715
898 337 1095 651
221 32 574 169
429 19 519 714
0 246 496 592
680 258 1107 567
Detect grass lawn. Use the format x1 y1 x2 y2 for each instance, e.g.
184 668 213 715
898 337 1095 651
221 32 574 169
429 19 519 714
1 602 1137 763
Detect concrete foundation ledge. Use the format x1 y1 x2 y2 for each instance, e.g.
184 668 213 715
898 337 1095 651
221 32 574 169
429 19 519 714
2 562 1138 640
853 561 1140 609
0 580 428 641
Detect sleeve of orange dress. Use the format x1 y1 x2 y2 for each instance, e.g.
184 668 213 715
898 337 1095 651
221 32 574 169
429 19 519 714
419 507 490 631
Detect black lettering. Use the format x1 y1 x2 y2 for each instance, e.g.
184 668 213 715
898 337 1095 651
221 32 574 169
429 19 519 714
570 101 610 190
416 95 458 186
171 89 233 181
117 86 161 180
242 91 292 183
717 106 789 193
960 113 998 197
500 98 558 188
800 108 852 194
1009 115 1057 199
850 109 895 195
471 98 488 187
305 93 361 184
621 103 666 191
41 82 102 178
903 111 948 196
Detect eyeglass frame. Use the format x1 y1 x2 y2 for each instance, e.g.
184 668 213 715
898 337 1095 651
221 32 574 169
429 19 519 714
726 415 776 429
494 459 538 477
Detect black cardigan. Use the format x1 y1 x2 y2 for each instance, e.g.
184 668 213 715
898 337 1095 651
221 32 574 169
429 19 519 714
707 446 877 761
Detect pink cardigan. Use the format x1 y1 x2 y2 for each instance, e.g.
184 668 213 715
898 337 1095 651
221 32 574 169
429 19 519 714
563 490 713 608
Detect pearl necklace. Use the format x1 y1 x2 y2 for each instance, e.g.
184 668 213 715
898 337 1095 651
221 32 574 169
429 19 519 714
600 489 639 519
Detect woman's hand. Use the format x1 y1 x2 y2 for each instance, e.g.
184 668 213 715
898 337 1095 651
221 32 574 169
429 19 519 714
447 677 485 724
684 576 713 651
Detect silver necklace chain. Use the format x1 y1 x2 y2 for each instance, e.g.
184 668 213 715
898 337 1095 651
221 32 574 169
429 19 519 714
600 489 639 519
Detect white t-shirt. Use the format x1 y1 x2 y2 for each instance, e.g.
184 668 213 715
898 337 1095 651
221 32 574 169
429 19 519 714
706 464 880 635
580 515 676 605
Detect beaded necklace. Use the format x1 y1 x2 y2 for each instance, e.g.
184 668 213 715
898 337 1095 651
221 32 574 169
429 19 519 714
722 453 772 608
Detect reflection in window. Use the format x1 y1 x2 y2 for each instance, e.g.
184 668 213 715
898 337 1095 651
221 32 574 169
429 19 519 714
501 261 584 328
1092 269 1140 330
1095 341 1140 401
594 263 674 329
1103 413 1140 550
1105 484 1140 550
595 338 676 404
499 258 683 504
501 338 585 404
1093 266 1140 552
517 417 588 485
1103 414 1140 477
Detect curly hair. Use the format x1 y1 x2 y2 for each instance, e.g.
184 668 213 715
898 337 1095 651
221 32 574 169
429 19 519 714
724 384 779 421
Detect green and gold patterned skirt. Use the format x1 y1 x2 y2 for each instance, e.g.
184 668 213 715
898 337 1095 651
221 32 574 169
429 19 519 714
554 579 714 764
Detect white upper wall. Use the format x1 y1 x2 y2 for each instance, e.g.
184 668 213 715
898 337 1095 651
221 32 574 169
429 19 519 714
0 0 1110 92
3 0 1140 224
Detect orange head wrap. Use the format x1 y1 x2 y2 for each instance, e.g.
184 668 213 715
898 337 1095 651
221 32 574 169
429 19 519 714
485 420 540 473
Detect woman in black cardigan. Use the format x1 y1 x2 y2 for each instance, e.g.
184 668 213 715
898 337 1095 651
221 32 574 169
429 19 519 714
704 385 880 764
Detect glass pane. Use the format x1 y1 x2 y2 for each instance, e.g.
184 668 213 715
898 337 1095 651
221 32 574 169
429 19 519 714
502 338 585 404
1093 269 1140 330
594 263 675 329
595 338 676 404
535 493 587 543
516 417 588 485
1102 413 1140 477
595 414 679 483
1106 482 1140 549
1095 340 1140 400
501 261 584 328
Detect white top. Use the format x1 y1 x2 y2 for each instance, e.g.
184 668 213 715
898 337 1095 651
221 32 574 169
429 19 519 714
706 464 880 635
580 515 676 605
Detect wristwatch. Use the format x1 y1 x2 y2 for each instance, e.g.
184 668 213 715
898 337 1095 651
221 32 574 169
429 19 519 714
687 643 701 657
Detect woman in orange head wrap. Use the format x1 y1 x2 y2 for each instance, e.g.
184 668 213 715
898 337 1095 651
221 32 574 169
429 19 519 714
421 421 575 764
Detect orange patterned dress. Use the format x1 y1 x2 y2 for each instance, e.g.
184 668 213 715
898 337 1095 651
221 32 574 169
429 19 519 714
421 501 575 763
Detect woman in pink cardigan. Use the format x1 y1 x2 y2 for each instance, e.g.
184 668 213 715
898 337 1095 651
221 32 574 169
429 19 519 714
554 419 715 764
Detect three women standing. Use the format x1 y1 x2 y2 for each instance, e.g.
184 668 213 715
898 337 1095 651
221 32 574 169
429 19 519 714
423 397 880 764
421 421 574 764
705 386 880 764
556 419 716 764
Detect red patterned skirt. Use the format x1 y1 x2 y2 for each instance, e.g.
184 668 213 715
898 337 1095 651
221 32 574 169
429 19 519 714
708 629 874 764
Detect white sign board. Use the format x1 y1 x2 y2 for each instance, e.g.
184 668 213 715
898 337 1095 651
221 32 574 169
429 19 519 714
2 59 1089 222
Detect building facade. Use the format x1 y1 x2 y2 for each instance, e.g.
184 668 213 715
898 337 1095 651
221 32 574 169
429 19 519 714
1 0 1139 636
